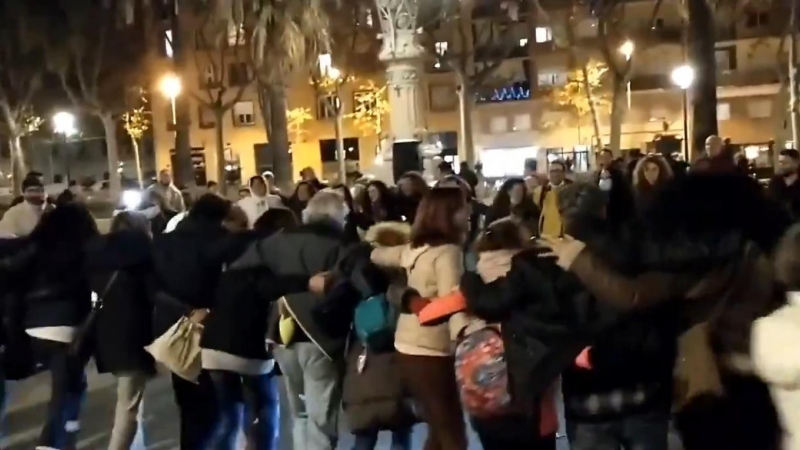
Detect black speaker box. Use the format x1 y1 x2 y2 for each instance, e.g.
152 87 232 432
392 140 422 183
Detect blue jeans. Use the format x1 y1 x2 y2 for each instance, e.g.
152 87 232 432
31 338 88 449
566 411 670 450
209 370 280 450
352 429 412 450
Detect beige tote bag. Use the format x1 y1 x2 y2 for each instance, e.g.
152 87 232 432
145 317 203 382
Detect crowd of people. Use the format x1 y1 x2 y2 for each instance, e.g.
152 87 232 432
1 135 800 450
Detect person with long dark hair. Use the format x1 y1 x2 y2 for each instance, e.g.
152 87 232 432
287 181 318 218
330 184 365 243
485 178 540 227
631 154 673 211
4 203 99 448
85 211 156 450
359 180 400 224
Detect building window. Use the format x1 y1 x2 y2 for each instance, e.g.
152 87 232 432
228 62 250 86
319 137 360 162
228 23 245 46
429 84 457 112
164 30 173 58
317 95 340 120
745 11 769 28
232 101 255 126
489 116 508 134
717 102 731 121
537 71 564 86
165 105 176 131
715 47 736 72
199 65 219 88
513 113 531 131
535 27 552 43
198 105 215 129
353 91 376 114
747 99 772 119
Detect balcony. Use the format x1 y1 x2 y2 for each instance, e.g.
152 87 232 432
628 68 780 92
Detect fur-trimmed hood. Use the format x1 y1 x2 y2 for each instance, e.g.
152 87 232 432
364 221 411 248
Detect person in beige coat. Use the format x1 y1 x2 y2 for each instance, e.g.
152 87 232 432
371 187 472 450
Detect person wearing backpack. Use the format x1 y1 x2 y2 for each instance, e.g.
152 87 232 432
457 218 558 450
342 222 417 450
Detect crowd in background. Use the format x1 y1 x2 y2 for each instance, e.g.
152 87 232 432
2 132 800 450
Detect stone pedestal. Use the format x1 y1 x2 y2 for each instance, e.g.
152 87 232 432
365 0 433 183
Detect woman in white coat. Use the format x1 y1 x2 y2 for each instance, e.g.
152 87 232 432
753 224 800 450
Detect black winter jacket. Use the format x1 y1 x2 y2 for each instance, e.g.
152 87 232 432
85 230 156 374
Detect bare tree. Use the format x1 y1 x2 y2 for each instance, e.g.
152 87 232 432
48 0 156 199
0 0 46 193
190 6 252 195
421 0 525 164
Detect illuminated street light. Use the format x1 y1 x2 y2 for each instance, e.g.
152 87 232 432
159 73 182 100
53 111 76 136
317 54 346 183
619 40 634 60
671 65 695 90
671 65 695 161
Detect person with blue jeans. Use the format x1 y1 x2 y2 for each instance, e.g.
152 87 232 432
207 370 280 450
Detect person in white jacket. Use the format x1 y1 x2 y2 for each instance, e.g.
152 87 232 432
0 177 50 237
236 175 284 228
752 224 800 450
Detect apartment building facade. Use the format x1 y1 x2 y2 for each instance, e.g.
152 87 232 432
152 0 788 184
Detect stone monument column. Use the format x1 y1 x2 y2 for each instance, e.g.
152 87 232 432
371 0 437 182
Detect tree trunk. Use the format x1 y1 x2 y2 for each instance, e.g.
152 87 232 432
131 136 144 189
687 0 719 154
608 77 626 153
9 134 26 197
169 0 194 188
581 64 603 151
100 113 122 200
789 4 799 148
214 111 226 196
457 72 476 165
334 107 347 184
265 86 293 192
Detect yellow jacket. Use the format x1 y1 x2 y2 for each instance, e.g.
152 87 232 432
533 183 565 237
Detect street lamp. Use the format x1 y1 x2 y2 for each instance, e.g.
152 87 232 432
671 65 695 161
618 40 634 109
53 111 77 183
318 54 347 184
159 73 182 130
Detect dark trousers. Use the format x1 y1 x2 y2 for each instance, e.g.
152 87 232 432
566 411 670 450
208 370 280 450
352 428 412 450
397 354 467 450
172 371 217 450
31 337 88 449
472 416 556 450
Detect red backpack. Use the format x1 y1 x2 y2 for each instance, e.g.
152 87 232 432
454 327 513 418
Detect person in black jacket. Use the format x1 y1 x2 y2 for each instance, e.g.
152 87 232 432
229 191 351 450
3 203 98 449
201 208 305 450
151 193 234 450
85 211 156 450
396 171 429 224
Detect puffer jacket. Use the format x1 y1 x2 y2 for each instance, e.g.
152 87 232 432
371 241 466 357
342 222 417 433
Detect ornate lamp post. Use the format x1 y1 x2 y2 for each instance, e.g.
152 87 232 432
373 0 455 181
